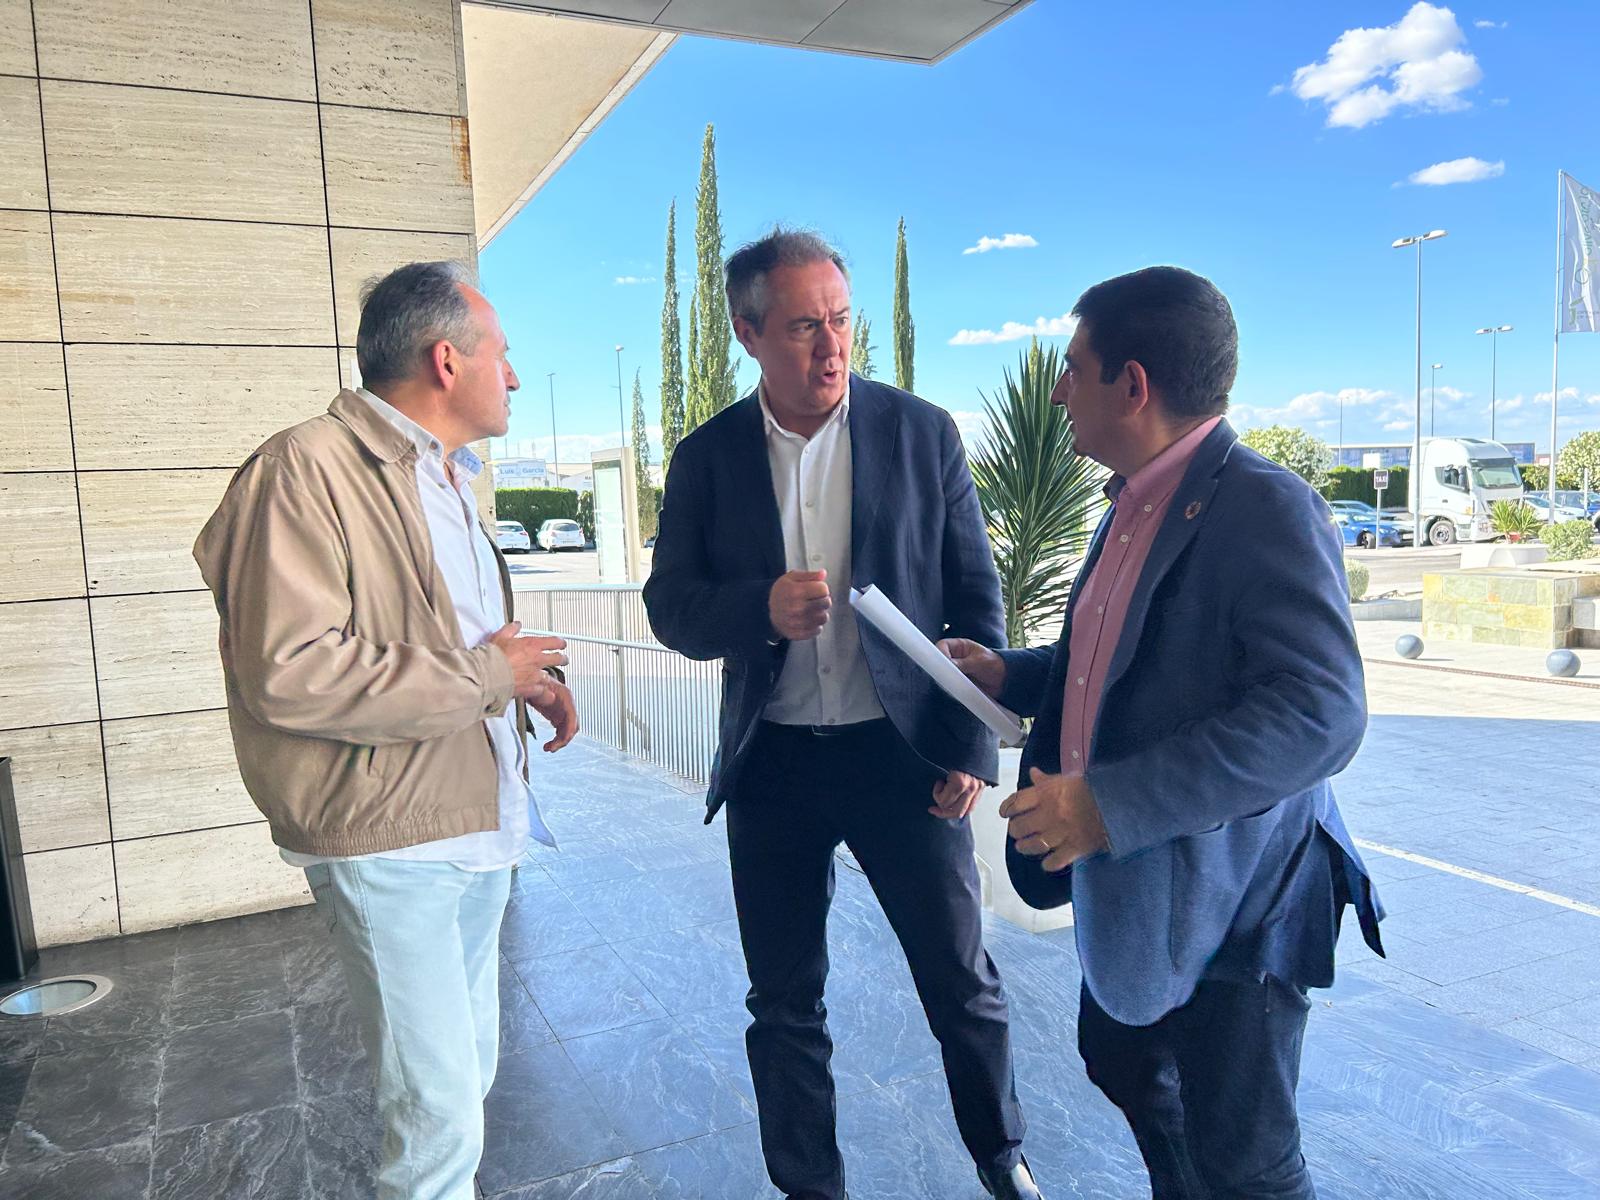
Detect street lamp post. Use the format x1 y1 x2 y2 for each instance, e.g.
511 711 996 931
1392 230 1447 538
545 372 558 487
1430 363 1443 436
1474 325 1513 443
613 344 627 447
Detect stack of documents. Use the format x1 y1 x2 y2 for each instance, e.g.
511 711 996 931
850 586 1026 747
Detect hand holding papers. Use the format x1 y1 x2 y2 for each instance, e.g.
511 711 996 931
849 586 1026 747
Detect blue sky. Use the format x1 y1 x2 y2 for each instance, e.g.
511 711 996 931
480 1 1599 465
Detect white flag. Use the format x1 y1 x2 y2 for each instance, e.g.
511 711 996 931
1560 172 1600 333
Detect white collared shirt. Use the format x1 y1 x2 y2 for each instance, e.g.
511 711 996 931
281 388 554 872
760 384 886 727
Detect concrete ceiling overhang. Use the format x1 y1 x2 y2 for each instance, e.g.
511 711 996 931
463 0 1031 246
463 6 675 246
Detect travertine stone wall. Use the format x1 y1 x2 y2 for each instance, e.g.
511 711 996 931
0 0 480 944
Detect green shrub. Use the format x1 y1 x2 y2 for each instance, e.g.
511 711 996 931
1344 558 1370 602
1491 499 1543 540
495 488 579 535
1543 519 1597 562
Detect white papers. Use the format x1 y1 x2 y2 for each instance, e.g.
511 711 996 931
850 586 1026 747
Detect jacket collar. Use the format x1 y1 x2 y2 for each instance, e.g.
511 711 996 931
329 388 415 464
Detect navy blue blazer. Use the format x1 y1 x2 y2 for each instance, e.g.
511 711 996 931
998 420 1384 1026
644 376 1005 821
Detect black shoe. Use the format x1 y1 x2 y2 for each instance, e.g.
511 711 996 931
978 1154 1043 1200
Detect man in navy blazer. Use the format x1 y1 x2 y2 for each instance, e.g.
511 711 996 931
645 230 1040 1200
944 267 1384 1198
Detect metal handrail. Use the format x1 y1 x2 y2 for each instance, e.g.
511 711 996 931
516 585 719 784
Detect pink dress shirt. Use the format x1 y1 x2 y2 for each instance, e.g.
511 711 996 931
1060 418 1222 776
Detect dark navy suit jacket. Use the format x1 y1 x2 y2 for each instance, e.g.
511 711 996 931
999 420 1385 1026
644 376 1005 821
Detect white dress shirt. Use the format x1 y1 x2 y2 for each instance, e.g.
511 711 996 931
282 388 554 872
760 384 886 727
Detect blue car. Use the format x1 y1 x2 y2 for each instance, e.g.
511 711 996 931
1555 491 1600 531
1328 506 1404 549
1329 500 1413 545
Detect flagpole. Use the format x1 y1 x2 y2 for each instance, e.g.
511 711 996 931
1550 170 1564 510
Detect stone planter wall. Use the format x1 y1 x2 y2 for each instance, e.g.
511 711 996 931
1423 565 1600 649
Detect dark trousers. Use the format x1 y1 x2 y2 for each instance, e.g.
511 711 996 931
725 720 1025 1200
1078 975 1317 1200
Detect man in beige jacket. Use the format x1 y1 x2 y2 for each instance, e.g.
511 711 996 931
195 261 574 1200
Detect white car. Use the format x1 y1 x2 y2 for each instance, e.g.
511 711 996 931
537 519 586 552
494 520 531 554
1519 493 1589 523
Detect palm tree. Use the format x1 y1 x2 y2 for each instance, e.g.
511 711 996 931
970 339 1107 648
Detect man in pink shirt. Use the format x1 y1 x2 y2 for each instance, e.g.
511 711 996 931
945 267 1383 1199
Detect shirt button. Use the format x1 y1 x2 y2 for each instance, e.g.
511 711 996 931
1071 750 1081 761
1143 504 1153 513
805 501 815 508
1096 605 1105 615
1119 534 1131 544
1076 676 1086 686
821 666 832 675
811 554 822 563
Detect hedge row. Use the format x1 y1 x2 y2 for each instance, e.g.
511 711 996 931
1325 466 1410 508
494 488 580 533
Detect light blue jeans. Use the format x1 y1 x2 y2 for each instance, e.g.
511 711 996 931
304 859 514 1200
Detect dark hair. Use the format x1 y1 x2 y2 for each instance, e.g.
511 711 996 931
356 260 480 388
725 228 849 333
1071 266 1238 420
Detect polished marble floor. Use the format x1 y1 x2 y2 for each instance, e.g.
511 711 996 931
3 730 1599 1199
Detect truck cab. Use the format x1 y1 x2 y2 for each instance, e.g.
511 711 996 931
1415 437 1525 546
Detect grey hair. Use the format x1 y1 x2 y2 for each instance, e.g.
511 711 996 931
724 228 849 333
355 260 481 387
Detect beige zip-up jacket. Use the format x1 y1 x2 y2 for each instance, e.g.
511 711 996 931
194 390 523 857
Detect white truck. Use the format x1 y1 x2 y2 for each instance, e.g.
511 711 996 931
1412 437 1525 546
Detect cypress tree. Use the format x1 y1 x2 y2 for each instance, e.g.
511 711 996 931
893 216 915 393
850 309 876 380
687 123 737 430
659 200 685 469
630 369 652 531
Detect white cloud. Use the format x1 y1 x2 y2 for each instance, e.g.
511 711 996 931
1245 387 1395 424
962 233 1039 256
1491 97 1510 105
948 313 1077 346
1435 385 1471 403
613 275 656 286
1383 419 1412 431
1473 19 1506 29
1285 3 1483 129
1405 155 1504 185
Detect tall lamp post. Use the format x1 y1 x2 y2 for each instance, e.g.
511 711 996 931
613 344 627 445
545 372 558 486
1392 230 1447 534
1474 325 1512 442
1430 363 1443 436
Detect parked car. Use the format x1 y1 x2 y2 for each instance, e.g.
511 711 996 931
494 519 531 554
1554 491 1600 532
1328 501 1411 545
1330 510 1404 550
537 519 586 552
1518 493 1589 524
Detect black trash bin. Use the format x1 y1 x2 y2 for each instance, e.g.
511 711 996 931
0 759 38 983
